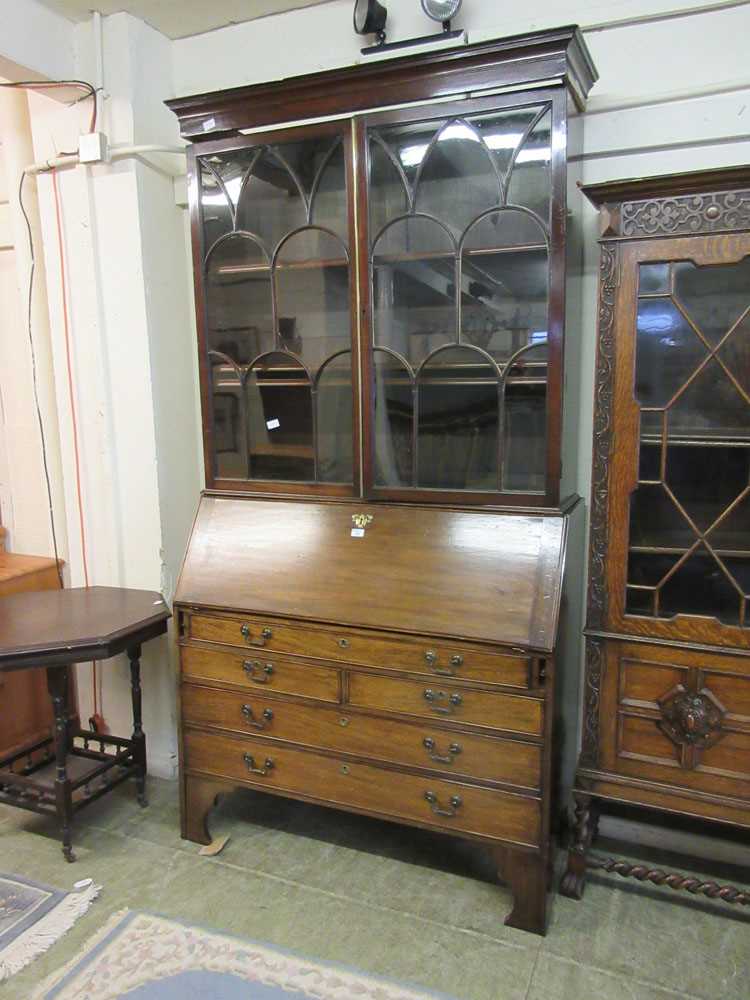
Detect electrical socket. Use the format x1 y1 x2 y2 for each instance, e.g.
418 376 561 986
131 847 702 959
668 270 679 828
78 132 110 164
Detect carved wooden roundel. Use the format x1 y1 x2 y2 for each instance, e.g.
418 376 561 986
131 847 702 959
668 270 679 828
658 684 726 752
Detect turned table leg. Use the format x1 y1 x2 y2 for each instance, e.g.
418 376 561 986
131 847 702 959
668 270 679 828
128 644 148 807
560 791 600 900
47 665 75 863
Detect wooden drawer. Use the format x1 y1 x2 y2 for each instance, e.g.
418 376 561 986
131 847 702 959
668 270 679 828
183 728 541 846
186 612 531 689
182 684 542 789
603 640 750 800
181 646 339 703
348 672 543 737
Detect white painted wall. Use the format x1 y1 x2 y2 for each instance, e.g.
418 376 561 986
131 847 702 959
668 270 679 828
0 0 748 793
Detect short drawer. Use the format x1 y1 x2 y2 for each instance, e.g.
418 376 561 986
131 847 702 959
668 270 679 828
183 729 541 846
348 672 543 737
181 646 339 703
186 612 531 689
181 684 542 789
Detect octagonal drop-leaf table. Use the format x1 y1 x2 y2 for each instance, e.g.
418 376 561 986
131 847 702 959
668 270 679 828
0 587 170 861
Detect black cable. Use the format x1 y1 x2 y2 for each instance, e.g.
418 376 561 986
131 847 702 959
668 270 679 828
0 80 97 132
18 170 64 589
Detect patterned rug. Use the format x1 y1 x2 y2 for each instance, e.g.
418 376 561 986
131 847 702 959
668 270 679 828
0 874 100 982
34 910 455 1000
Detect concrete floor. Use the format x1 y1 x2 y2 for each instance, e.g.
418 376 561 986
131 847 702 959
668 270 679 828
1 777 748 1000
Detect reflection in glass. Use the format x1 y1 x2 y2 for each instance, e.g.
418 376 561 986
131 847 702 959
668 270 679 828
372 216 456 365
206 235 273 363
317 352 353 483
669 359 749 439
235 147 307 253
635 298 706 407
369 137 409 239
506 110 552 224
310 140 348 240
246 353 313 481
708 492 750 551
666 444 749 531
674 256 750 345
373 350 413 487
719 313 750 397
629 483 694 549
210 357 246 480
415 120 498 239
503 342 548 492
639 262 670 295
417 347 498 489
461 210 548 363
200 162 233 246
660 546 741 624
275 228 350 375
475 106 543 185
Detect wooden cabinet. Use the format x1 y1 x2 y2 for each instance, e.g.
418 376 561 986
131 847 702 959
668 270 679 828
170 28 597 936
562 167 750 905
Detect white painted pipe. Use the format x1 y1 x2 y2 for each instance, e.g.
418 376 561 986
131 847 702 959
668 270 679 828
25 144 187 175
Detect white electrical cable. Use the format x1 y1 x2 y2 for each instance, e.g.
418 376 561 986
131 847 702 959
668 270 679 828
25 144 187 175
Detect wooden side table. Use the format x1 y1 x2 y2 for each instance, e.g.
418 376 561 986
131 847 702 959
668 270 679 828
0 587 170 861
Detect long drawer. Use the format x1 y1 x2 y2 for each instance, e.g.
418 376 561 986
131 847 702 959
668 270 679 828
348 672 543 736
182 683 542 789
183 728 541 846
181 646 340 703
186 612 531 689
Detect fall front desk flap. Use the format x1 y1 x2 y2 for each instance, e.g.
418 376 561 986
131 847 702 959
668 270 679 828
175 497 569 653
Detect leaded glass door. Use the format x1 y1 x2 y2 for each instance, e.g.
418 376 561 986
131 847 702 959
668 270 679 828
192 121 358 494
609 236 750 643
360 90 566 505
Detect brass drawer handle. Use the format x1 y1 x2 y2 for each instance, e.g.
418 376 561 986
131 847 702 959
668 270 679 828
243 753 274 777
424 790 462 817
338 638 350 649
425 650 464 677
241 704 274 730
423 689 463 714
240 624 273 647
242 660 274 684
423 737 462 764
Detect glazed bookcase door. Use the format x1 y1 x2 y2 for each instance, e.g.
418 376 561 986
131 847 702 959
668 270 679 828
359 90 567 506
190 122 359 494
608 234 750 648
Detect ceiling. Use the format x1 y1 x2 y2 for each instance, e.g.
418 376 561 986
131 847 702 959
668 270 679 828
37 0 337 40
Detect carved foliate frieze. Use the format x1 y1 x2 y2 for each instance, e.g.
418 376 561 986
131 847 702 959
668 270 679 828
579 638 603 768
621 190 750 238
587 242 618 628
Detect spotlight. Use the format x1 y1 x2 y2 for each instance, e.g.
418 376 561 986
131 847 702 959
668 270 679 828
353 0 388 45
421 0 462 31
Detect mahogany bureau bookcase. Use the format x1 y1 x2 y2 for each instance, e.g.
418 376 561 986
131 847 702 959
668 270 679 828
168 27 597 935
562 168 750 908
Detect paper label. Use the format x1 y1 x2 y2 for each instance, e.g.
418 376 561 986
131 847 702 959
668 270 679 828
202 117 216 132
266 418 280 430
350 528 365 538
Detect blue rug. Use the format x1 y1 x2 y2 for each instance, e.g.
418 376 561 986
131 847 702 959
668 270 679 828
35 910 455 999
0 874 99 982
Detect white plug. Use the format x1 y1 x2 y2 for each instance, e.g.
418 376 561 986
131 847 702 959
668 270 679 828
78 132 110 164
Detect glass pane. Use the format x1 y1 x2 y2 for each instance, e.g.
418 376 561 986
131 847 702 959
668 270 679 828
629 483 694 549
372 216 456 366
369 137 409 240
461 209 548 363
373 350 413 487
317 352 353 484
639 262 670 295
374 121 439 195
666 443 749 531
200 161 233 246
275 228 350 374
210 358 246 480
414 120 500 239
236 147 306 254
475 106 544 187
639 441 661 482
669 358 750 439
311 140 348 242
708 491 750 552
626 587 655 615
635 298 707 407
503 342 547 493
628 551 681 586
247 352 313 481
673 257 750 345
718 312 750 397
660 546 741 625
206 235 273 364
417 347 498 490
506 110 552 226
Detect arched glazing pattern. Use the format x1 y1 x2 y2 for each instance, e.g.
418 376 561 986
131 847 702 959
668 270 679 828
198 131 353 485
627 255 750 626
368 101 552 493
373 348 414 487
